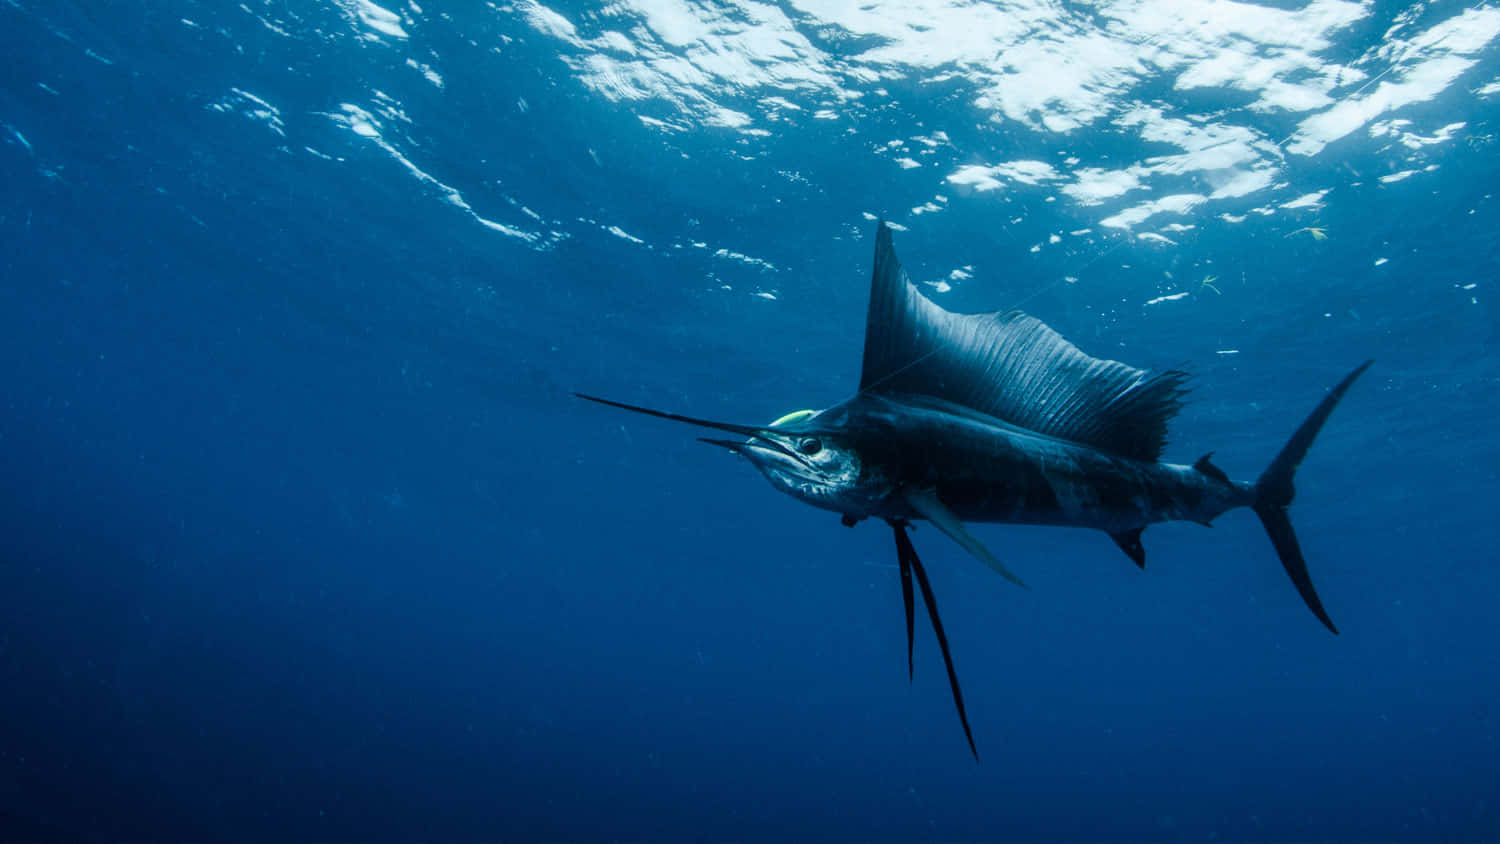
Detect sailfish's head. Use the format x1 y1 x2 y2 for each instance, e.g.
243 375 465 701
573 394 893 519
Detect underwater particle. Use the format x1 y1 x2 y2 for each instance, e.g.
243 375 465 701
1374 257 1389 266
7 127 32 155
355 0 408 38
605 225 643 244
1285 226 1328 240
1200 275 1221 294
1145 291 1189 305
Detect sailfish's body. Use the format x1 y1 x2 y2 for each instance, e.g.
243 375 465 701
770 390 1254 533
578 222 1370 758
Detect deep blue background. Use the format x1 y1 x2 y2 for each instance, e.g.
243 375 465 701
3 1 1499 842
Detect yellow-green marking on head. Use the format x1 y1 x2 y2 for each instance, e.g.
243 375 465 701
769 409 817 428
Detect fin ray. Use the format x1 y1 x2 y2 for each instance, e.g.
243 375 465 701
860 223 1188 461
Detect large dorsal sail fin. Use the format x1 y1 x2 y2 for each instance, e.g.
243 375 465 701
859 222 1189 462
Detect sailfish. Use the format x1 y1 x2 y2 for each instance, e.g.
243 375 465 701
577 222 1370 758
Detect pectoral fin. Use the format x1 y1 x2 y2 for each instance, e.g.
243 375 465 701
901 487 1028 589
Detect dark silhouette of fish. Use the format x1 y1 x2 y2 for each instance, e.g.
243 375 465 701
578 222 1370 759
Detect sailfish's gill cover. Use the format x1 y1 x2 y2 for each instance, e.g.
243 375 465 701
860 223 1190 462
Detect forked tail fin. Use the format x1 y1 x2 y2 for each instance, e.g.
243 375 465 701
1253 361 1374 635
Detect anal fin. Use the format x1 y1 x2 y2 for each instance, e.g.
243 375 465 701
1110 528 1146 569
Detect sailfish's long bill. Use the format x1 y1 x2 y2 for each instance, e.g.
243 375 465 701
576 221 1372 760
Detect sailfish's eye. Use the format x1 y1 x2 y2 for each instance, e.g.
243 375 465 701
797 437 823 456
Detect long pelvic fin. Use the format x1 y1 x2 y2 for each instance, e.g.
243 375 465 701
902 487 1028 589
892 522 978 760
861 222 1188 461
899 550 915 683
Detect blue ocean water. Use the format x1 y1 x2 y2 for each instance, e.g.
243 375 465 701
3 0 1499 841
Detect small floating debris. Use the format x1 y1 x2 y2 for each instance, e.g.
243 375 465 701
1285 226 1328 240
1145 291 1190 306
